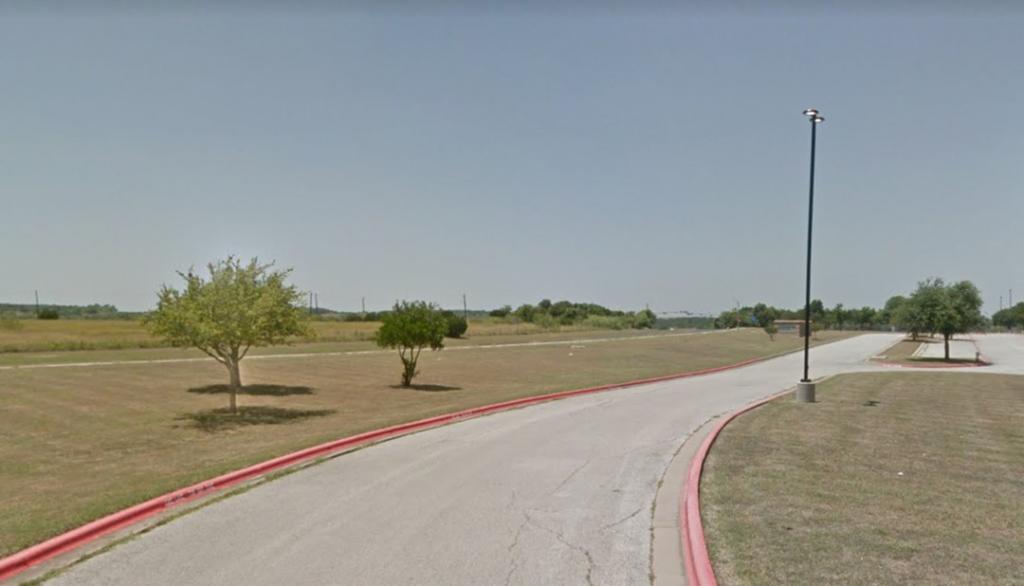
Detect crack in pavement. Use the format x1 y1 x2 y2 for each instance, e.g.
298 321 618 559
600 506 645 531
523 511 597 586
550 456 593 496
504 514 529 586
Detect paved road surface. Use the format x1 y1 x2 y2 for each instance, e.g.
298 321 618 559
46 334 1023 586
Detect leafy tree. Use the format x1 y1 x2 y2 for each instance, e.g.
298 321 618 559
441 310 469 338
763 322 778 341
936 280 983 360
375 301 448 387
880 295 906 326
904 278 983 359
752 303 778 327
830 303 847 330
807 299 826 325
36 308 60 320
894 299 927 340
537 299 552 312
911 277 949 338
855 306 877 330
632 308 657 329
514 304 536 322
146 257 310 412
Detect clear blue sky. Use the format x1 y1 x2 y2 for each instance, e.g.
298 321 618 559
2 5 1021 314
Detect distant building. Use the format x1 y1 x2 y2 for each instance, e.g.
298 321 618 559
774 319 811 337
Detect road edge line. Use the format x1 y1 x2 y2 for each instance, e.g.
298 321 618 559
679 389 790 586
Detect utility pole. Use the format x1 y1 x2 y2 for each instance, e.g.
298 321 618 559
1011 289 1014 307
462 293 467 319
361 297 366 316
309 292 313 315
1000 296 1003 311
35 290 39 314
314 293 319 315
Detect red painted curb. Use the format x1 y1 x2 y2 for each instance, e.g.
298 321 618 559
0 352 784 582
874 335 991 369
874 358 990 369
680 390 789 586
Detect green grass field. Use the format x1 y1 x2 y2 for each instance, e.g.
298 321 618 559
0 328 852 557
701 372 1024 585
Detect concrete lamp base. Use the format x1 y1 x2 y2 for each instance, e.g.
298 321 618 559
796 381 816 403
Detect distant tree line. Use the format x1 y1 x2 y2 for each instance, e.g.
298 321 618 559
0 303 122 320
488 299 656 329
717 278 984 360
713 299 896 332
992 302 1024 330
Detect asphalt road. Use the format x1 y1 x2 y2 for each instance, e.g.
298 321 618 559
46 334 1022 586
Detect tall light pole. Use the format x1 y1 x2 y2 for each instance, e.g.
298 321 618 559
797 108 824 403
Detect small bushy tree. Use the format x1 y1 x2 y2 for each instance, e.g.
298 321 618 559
894 300 926 340
632 308 657 329
442 311 469 338
830 303 847 330
514 304 536 323
902 278 983 359
146 257 310 412
376 301 448 387
937 280 982 360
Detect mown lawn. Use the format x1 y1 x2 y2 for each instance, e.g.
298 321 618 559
0 328 851 557
702 372 1024 585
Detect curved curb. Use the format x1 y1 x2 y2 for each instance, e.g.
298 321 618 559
680 390 788 586
0 353 789 582
872 335 991 370
873 358 990 369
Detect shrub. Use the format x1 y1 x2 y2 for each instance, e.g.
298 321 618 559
36 309 60 320
514 304 536 323
489 305 512 318
532 313 559 329
441 311 469 338
631 309 657 329
582 315 629 330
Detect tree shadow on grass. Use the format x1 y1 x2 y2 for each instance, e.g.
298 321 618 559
187 384 314 396
178 406 336 432
388 384 462 392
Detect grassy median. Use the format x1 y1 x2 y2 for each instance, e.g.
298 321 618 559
0 328 851 557
701 372 1024 585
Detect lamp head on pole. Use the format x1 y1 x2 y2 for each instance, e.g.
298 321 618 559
803 108 824 123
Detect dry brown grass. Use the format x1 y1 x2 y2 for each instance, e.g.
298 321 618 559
0 327 690 368
875 338 924 361
0 329 851 556
701 372 1024 585
0 318 601 354
874 337 981 366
